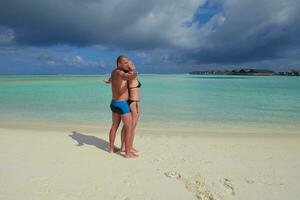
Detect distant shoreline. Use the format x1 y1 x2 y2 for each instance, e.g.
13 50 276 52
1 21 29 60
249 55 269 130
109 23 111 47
190 69 300 76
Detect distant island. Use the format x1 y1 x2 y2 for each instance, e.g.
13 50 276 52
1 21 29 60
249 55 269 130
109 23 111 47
189 69 300 76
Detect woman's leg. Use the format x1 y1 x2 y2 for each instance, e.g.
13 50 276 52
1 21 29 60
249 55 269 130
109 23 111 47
129 102 140 152
109 112 121 153
121 113 138 158
120 102 140 152
120 125 126 151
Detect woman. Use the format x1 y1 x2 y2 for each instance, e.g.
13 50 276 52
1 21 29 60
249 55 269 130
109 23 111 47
104 61 141 154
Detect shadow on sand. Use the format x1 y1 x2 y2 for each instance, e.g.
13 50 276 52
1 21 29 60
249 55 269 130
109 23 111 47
68 131 126 157
69 131 109 152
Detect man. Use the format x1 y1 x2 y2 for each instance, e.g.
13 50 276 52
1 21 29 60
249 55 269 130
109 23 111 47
109 55 138 158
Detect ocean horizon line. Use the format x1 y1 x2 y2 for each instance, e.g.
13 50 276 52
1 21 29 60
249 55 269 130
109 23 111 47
0 73 190 76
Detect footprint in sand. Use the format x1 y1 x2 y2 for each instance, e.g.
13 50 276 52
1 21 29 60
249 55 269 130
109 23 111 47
165 172 218 200
164 171 181 179
189 174 217 200
244 178 255 184
223 178 235 195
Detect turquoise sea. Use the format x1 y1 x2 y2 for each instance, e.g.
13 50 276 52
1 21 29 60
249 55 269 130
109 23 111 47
0 75 299 133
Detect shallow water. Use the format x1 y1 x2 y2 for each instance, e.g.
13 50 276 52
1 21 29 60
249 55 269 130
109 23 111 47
0 74 299 133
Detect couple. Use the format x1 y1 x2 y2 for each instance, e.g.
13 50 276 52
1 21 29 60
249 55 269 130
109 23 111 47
105 55 141 158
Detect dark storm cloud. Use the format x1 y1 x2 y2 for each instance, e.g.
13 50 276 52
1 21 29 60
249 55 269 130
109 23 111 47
0 0 202 49
0 0 300 68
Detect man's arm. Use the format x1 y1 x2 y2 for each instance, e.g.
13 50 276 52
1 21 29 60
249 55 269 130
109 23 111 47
118 70 137 80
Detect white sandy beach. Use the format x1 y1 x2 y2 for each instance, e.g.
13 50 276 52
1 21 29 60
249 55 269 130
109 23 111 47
1 126 300 200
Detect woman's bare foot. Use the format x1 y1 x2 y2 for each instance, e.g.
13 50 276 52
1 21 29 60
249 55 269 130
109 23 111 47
131 147 139 153
125 152 139 158
120 147 138 153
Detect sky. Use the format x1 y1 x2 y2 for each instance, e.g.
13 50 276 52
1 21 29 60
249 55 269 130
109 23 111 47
0 0 300 74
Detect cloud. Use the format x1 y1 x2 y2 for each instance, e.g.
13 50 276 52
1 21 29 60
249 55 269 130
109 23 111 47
180 0 300 64
0 0 205 49
0 25 15 45
36 52 104 68
0 45 109 74
0 0 300 72
63 54 101 68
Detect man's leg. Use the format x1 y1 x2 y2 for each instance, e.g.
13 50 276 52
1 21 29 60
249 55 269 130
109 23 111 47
109 112 121 153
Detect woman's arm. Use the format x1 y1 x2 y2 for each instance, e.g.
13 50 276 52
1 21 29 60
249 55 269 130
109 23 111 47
103 76 112 84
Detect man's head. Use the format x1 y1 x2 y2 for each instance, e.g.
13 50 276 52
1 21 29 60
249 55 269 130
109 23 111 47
116 55 129 71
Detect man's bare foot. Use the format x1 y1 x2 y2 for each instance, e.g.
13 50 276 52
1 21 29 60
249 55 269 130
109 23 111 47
125 152 139 158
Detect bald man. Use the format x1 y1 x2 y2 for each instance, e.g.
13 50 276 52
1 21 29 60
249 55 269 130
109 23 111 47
108 55 138 158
